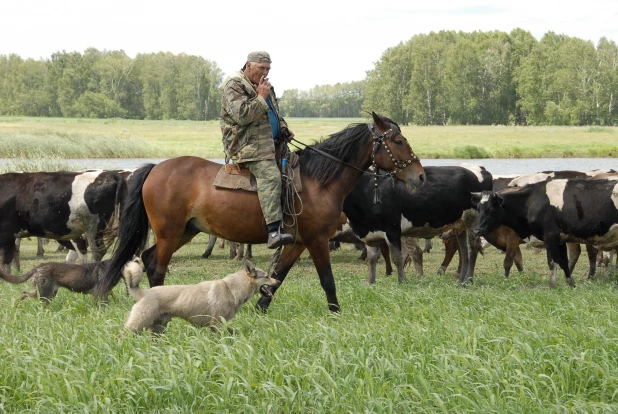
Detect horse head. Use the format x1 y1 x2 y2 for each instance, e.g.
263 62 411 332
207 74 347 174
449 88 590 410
370 112 425 190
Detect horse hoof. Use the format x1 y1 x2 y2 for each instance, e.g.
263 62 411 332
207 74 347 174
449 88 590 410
255 297 271 313
328 304 341 313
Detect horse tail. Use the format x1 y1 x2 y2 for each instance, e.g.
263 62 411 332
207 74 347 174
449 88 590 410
100 164 156 296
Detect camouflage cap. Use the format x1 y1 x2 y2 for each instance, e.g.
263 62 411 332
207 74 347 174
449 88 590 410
247 51 271 63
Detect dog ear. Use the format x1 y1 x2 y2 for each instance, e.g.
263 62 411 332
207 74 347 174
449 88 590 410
243 260 257 278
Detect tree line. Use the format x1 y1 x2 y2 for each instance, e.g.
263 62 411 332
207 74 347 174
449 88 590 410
0 48 223 120
279 81 365 118
1 29 617 125
362 30 618 126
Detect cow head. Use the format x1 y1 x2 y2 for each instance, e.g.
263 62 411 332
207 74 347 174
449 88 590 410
471 191 504 237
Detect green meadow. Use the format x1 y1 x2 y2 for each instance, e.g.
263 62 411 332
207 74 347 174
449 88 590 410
1 117 617 169
1 237 618 412
1 116 618 411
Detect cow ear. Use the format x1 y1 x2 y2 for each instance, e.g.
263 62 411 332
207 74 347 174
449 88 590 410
243 260 257 278
372 112 389 133
497 195 505 207
471 192 482 206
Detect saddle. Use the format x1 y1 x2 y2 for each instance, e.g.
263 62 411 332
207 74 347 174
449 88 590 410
213 152 302 192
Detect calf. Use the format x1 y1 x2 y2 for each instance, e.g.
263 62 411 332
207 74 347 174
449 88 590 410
473 179 618 287
344 165 493 285
0 170 126 272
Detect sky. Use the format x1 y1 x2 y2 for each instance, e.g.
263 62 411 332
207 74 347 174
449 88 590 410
3 0 618 92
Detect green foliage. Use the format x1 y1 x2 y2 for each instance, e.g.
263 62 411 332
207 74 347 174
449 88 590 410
453 145 490 159
363 30 618 126
0 49 223 121
280 81 366 118
2 237 618 411
3 31 618 125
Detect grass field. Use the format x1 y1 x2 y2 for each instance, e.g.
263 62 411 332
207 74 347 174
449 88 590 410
1 116 618 411
1 236 618 412
1 117 617 164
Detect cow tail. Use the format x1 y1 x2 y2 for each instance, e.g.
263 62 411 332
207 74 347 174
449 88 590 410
102 172 129 249
101 164 156 295
111 171 128 234
0 267 36 284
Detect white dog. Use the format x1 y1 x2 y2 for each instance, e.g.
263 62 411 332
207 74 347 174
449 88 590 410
123 260 280 335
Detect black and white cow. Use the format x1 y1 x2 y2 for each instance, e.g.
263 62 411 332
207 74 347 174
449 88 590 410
343 165 493 285
0 170 127 272
472 179 618 287
508 170 618 278
507 169 616 188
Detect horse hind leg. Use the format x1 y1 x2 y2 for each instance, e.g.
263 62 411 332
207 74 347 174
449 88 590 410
146 224 200 287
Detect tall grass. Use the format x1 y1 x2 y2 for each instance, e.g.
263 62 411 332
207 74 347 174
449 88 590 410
1 117 618 159
0 157 82 173
0 130 160 158
2 236 618 412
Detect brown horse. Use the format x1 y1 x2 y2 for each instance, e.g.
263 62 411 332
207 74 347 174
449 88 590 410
101 112 425 312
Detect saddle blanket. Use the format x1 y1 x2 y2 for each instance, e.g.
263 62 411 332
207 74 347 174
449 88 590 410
214 163 302 192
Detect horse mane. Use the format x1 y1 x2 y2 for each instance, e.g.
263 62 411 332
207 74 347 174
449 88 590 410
297 117 401 188
297 123 370 187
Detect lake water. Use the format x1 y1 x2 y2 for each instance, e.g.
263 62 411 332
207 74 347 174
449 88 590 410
1 157 617 176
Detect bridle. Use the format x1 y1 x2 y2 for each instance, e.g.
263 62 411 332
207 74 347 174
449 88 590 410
288 122 420 203
368 123 419 177
368 123 420 203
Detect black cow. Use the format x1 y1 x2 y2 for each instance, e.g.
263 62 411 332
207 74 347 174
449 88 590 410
343 165 493 284
0 170 127 272
472 179 618 287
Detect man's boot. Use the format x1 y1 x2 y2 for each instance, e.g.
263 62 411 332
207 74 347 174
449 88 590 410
267 224 294 249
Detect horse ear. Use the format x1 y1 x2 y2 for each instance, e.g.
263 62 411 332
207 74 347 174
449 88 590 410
371 112 389 132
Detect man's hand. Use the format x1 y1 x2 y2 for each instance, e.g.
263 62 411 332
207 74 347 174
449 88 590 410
256 75 271 99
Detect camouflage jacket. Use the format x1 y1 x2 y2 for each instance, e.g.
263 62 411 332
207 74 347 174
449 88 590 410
220 71 291 163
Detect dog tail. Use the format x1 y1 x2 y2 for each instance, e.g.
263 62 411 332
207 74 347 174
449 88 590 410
0 267 37 284
99 163 156 298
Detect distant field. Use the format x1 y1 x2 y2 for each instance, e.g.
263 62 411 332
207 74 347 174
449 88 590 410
1 117 617 163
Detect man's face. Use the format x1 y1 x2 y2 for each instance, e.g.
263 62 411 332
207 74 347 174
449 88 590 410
245 61 271 85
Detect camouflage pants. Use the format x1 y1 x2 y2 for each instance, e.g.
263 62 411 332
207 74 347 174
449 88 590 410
243 159 282 225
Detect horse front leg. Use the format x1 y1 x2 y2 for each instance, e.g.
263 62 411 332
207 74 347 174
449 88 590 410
256 243 306 313
305 239 340 313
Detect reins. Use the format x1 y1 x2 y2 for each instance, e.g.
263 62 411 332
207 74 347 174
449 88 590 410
288 123 420 204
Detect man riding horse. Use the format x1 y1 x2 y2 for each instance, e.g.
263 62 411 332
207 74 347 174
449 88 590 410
220 51 294 249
